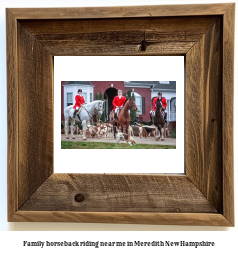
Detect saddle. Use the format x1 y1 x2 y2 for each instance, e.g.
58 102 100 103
73 106 83 118
114 107 122 120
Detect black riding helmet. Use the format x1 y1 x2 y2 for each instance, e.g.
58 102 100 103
78 89 82 93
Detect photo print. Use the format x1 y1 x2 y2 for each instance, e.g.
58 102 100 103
54 56 184 174
61 81 176 149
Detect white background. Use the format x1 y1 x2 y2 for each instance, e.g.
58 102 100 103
55 56 184 173
0 0 237 253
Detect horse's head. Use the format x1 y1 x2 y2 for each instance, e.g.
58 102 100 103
156 98 162 110
154 98 165 127
128 98 138 111
92 101 104 121
96 100 104 115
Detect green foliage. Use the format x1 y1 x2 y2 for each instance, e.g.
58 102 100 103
130 109 137 125
72 121 82 129
61 141 176 149
96 91 103 100
77 123 83 130
172 128 176 138
100 112 106 122
124 89 137 125
124 89 135 100
94 91 105 122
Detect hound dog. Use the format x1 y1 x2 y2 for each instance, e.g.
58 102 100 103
164 122 170 138
139 126 155 138
116 133 136 146
128 125 134 137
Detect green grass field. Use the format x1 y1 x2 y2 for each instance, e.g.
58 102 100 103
61 141 176 149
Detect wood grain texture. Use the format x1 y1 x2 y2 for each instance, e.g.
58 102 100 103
19 17 218 56
186 18 223 212
20 174 217 213
20 17 218 34
6 4 234 225
8 3 233 19
11 211 232 226
38 41 193 56
17 23 54 208
222 4 235 226
7 9 18 221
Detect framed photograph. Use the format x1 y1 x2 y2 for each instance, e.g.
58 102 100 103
55 56 184 174
7 3 234 225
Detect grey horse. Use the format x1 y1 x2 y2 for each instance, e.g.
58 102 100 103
64 100 104 140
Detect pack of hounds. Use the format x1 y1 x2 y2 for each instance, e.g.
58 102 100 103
115 122 170 146
84 123 136 146
63 121 170 146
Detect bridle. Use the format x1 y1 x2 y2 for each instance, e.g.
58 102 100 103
81 101 104 119
156 99 163 111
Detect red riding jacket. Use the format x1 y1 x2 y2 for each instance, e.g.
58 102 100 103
73 95 85 109
152 97 167 111
112 96 126 110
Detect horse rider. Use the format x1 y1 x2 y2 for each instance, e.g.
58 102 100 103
150 92 168 122
73 89 85 117
112 90 126 120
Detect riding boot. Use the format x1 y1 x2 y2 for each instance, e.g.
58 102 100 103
150 112 154 124
74 108 79 118
164 112 167 123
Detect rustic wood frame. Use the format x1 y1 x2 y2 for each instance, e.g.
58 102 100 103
7 4 234 226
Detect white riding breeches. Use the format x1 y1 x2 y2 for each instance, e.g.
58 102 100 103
115 107 130 116
150 110 155 117
150 110 167 115
115 107 120 115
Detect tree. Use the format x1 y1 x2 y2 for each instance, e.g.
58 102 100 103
95 91 106 122
95 91 103 100
124 89 137 125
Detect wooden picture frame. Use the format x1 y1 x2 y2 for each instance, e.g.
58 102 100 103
7 3 234 225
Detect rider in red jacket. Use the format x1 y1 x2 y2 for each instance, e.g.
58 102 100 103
73 89 85 116
112 90 126 119
151 92 167 122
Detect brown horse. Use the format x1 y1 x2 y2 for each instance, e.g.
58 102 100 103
113 98 137 138
153 98 165 141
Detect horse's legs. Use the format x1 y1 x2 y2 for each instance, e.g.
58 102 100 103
118 124 122 133
161 127 164 141
70 119 76 139
158 126 162 141
118 123 122 133
82 120 87 140
113 122 117 139
155 126 160 141
65 119 69 139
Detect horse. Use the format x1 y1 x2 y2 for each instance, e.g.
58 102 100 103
113 98 138 138
64 100 104 140
153 98 165 141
